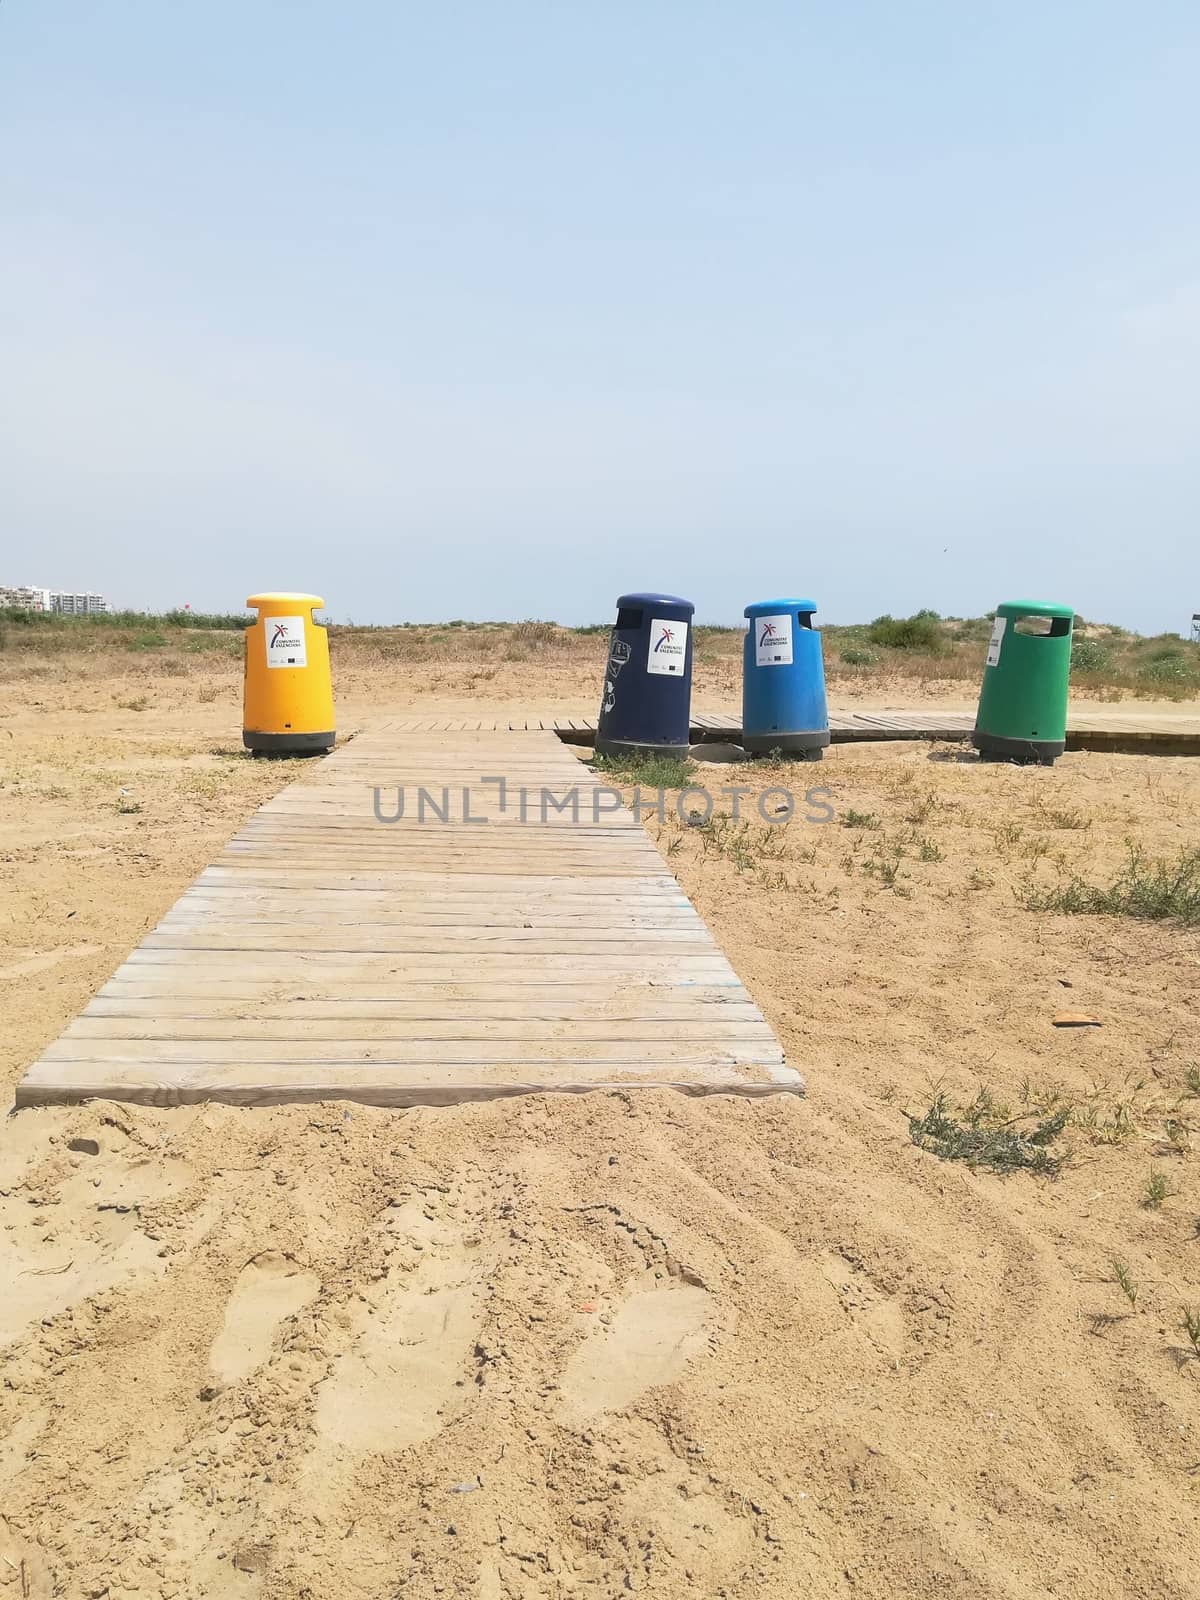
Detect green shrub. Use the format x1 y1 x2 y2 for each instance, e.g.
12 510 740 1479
1137 654 1198 685
839 646 879 667
867 613 947 653
1070 638 1112 673
909 1091 1068 1176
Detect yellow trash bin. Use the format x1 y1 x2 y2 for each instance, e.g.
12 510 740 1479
242 592 335 754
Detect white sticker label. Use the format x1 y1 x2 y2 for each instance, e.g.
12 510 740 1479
985 616 1006 668
647 617 688 676
265 615 307 669
754 613 794 667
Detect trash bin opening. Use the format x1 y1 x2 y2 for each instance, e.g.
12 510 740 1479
796 612 815 630
615 607 644 629
1014 615 1071 637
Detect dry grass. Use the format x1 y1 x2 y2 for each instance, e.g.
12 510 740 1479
3 609 1198 704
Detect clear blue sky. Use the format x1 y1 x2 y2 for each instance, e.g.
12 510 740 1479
2 2 1197 631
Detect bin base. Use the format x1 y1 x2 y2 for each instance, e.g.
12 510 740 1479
742 729 830 759
594 736 690 762
972 732 1064 767
244 730 335 756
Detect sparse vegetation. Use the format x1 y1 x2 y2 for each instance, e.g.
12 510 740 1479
2 608 1197 701
842 809 880 830
1022 846 1200 926
1110 1258 1139 1309
591 751 695 787
908 1090 1069 1176
1142 1169 1173 1209
698 815 788 873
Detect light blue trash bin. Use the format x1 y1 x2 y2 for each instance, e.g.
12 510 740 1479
742 599 830 759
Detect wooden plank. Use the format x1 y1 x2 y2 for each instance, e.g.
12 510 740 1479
684 705 1200 752
16 1064 792 1108
67 1017 777 1042
85 997 766 1020
140 929 715 952
120 951 736 973
93 980 753 1000
41 1038 783 1065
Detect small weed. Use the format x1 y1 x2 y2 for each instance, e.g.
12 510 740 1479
1038 803 1089 830
908 1091 1068 1176
116 798 142 815
666 835 683 858
967 867 994 890
1110 1258 1139 1310
1160 1119 1192 1157
916 837 943 862
879 1082 899 1105
1183 1065 1200 1097
756 867 791 891
904 794 943 825
117 695 150 712
842 809 880 830
1142 1169 1173 1209
1020 1078 1067 1115
1182 1307 1200 1359
861 857 901 888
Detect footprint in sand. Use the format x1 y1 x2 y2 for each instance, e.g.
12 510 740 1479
560 1277 713 1420
210 1251 320 1385
314 1200 481 1453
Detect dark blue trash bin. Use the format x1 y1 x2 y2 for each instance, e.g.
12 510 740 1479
742 599 830 758
595 592 694 758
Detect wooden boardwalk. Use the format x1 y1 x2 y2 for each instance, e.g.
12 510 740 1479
17 727 799 1110
384 709 1200 753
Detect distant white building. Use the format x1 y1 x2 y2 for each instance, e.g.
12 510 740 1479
50 591 108 615
1 585 107 614
0 585 53 611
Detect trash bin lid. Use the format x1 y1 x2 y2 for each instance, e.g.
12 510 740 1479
246 592 326 609
616 592 694 611
994 600 1073 620
744 598 817 616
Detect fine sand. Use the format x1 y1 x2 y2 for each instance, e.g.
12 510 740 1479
1 652 1198 1599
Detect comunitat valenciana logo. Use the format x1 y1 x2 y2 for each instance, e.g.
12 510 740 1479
654 625 675 652
264 614 308 668
759 620 778 647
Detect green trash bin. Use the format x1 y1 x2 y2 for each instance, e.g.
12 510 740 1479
973 601 1074 765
